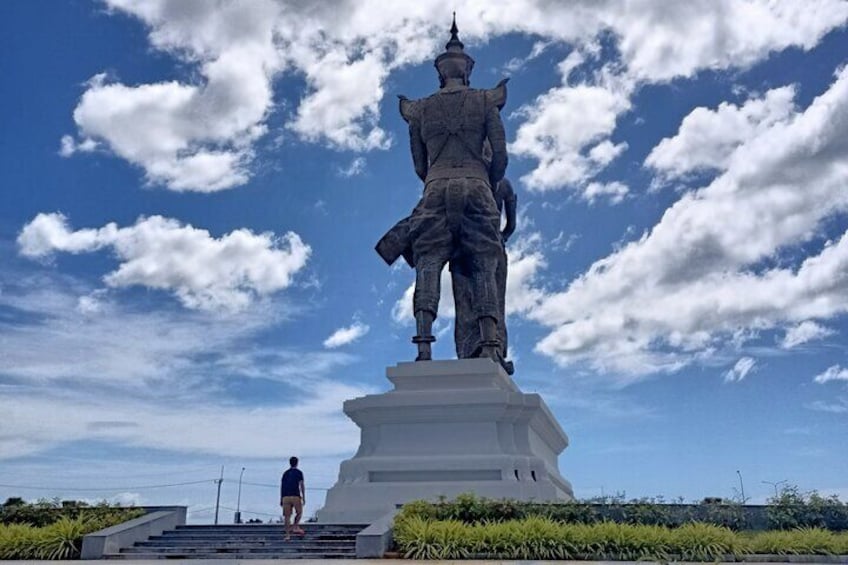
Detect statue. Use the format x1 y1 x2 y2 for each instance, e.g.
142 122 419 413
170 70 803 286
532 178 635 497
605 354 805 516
376 16 515 373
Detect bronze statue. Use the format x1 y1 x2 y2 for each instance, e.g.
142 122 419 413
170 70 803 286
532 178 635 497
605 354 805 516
376 16 515 373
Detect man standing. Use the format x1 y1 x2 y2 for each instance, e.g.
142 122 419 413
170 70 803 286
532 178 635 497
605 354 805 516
280 456 305 539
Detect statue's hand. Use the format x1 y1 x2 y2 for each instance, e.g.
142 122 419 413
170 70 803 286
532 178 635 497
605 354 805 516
501 222 516 244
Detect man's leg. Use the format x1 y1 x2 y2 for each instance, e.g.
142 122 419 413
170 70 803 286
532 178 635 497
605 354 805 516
282 500 293 539
292 498 304 534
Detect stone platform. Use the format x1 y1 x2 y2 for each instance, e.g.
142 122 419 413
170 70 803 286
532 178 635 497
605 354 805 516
316 358 573 523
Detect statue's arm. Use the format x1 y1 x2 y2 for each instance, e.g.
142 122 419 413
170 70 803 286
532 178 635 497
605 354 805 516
485 106 508 186
409 118 428 182
500 178 517 243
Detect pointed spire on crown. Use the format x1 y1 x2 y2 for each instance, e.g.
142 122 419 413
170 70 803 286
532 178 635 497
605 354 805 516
434 12 475 86
445 12 464 52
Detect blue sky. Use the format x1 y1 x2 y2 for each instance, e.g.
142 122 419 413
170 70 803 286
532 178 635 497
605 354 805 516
1 0 848 523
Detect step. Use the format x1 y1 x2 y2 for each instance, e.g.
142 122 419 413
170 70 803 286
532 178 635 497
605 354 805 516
128 543 355 550
175 524 365 530
106 552 355 559
121 544 356 553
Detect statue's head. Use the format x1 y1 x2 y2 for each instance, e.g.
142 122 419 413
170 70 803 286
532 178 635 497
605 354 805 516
435 14 474 87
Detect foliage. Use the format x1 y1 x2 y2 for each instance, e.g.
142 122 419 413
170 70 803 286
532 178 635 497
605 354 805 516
394 511 848 560
0 498 142 528
394 492 848 560
397 490 845 532
767 486 848 531
0 506 145 560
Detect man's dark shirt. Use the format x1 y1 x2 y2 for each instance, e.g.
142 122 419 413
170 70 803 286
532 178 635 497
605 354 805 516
280 468 303 498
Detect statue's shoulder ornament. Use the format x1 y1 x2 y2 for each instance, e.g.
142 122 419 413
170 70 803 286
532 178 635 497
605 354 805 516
398 78 507 123
398 95 423 124
484 78 509 111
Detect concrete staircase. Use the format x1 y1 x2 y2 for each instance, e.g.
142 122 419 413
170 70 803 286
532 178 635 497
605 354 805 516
104 523 367 559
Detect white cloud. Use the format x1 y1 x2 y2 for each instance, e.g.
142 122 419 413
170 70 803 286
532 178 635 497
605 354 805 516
646 86 797 181
18 213 310 312
502 40 552 73
0 383 363 460
807 398 848 413
529 66 848 379
65 1 847 192
59 134 98 157
813 365 848 384
724 356 756 382
583 181 629 204
510 61 633 194
323 322 370 348
0 271 369 460
337 157 366 178
782 320 836 349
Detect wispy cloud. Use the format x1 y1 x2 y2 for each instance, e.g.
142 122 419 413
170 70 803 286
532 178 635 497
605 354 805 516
813 365 848 384
0 265 371 460
323 321 370 348
724 357 757 383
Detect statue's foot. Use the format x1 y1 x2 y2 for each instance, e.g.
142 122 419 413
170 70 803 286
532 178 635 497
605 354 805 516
412 336 434 362
478 345 500 363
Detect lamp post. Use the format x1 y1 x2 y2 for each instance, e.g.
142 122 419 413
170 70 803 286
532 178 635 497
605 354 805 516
736 470 747 503
762 479 787 498
234 467 246 524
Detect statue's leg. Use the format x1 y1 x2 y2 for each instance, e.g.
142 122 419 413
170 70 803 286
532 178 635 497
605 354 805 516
412 254 449 361
461 179 507 364
471 256 501 362
409 180 452 362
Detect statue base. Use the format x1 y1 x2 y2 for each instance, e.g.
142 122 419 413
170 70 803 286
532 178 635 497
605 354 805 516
316 358 573 523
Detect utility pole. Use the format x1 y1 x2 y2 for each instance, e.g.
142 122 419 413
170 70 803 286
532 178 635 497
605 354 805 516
214 466 224 525
736 470 746 503
235 467 246 524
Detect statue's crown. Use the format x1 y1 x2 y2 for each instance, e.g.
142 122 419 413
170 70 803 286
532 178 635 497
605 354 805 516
435 13 475 84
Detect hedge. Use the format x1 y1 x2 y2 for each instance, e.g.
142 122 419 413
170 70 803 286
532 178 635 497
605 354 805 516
394 514 848 560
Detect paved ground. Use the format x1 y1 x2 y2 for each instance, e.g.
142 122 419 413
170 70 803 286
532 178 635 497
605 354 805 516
2 556 848 565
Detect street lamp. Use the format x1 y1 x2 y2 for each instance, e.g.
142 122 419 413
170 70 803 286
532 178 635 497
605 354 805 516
736 470 747 503
234 467 246 524
762 479 787 498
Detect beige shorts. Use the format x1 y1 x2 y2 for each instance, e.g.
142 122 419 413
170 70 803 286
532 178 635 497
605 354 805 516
282 496 302 511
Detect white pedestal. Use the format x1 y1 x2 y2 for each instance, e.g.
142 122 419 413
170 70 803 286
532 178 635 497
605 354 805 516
316 358 573 523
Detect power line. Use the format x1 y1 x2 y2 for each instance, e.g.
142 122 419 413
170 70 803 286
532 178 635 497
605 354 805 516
0 479 214 492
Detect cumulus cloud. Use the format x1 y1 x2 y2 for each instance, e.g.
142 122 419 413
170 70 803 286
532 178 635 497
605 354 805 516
323 322 370 348
18 213 310 312
646 86 797 181
724 357 756 382
781 321 836 349
529 66 848 379
510 57 633 195
813 365 848 384
64 0 848 192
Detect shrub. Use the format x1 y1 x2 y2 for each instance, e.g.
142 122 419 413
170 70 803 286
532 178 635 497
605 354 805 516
394 496 848 560
0 507 144 559
767 486 848 531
